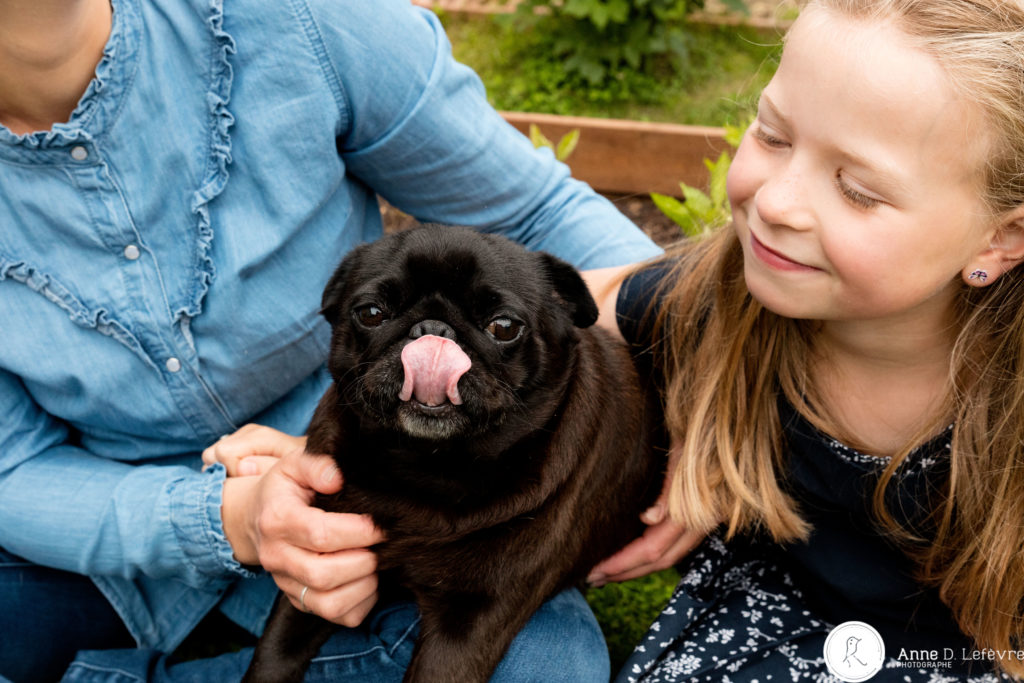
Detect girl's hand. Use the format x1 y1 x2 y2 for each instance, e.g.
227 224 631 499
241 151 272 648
587 443 704 586
202 423 306 477
220 438 383 627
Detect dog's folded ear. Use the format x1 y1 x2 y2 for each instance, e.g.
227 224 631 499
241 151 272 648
320 244 367 326
538 253 599 328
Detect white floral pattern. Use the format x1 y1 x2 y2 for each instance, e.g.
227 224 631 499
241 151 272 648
824 423 952 477
614 534 1010 683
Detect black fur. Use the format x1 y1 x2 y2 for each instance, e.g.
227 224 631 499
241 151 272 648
243 226 663 683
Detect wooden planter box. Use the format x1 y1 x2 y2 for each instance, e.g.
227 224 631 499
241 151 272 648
501 111 728 197
418 2 773 197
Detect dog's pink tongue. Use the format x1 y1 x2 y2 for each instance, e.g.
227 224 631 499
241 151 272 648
398 335 472 406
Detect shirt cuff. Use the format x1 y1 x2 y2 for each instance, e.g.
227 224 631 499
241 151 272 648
168 463 260 583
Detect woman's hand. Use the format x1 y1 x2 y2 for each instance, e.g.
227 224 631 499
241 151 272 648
215 427 383 627
202 423 304 477
587 443 704 586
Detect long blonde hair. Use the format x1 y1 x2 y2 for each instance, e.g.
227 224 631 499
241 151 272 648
653 0 1024 673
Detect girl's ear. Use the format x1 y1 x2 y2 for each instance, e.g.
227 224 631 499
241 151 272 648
963 206 1024 286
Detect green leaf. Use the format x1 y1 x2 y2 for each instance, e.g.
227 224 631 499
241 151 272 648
607 0 631 24
529 123 553 151
651 191 703 238
566 53 607 85
651 192 691 225
563 0 598 18
555 129 581 161
588 3 610 29
680 184 714 220
705 151 731 209
723 118 751 148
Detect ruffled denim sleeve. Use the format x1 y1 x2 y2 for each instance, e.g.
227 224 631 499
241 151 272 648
298 0 662 269
0 368 252 589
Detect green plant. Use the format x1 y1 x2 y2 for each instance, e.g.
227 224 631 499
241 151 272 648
529 124 581 162
651 118 748 237
511 0 750 88
440 12 780 123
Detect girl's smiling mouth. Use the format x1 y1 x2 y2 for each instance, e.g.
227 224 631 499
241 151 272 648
749 230 820 272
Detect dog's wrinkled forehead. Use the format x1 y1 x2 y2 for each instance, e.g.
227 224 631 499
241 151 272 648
321 226 598 330
360 230 541 308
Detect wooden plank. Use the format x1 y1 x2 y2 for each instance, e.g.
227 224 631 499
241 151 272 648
501 111 728 197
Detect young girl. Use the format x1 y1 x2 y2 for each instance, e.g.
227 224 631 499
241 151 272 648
588 0 1024 679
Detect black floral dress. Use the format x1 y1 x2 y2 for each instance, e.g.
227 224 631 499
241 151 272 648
613 265 1012 682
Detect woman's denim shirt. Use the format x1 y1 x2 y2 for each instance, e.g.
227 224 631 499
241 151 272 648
0 0 659 652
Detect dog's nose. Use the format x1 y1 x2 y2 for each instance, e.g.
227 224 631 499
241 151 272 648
409 320 456 341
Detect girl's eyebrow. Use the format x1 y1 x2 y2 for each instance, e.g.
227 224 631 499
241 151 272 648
759 92 910 198
834 149 909 196
759 93 786 122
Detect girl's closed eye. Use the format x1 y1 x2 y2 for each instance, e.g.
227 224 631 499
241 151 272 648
834 171 882 210
752 121 789 148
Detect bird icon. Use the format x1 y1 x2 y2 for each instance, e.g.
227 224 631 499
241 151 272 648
843 635 867 667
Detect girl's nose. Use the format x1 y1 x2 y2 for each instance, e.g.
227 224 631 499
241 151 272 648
754 167 814 232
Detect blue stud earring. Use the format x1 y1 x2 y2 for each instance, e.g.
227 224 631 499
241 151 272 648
968 269 989 283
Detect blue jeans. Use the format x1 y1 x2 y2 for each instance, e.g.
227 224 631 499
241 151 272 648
0 549 609 683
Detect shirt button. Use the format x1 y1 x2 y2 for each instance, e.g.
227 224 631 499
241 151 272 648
70 146 89 161
166 358 182 373
123 244 141 260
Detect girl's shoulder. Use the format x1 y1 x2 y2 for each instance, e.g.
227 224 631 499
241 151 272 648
615 258 678 350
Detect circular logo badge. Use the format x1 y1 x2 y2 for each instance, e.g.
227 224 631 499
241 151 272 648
823 621 885 682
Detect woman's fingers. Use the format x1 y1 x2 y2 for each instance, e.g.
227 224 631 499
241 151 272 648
277 573 380 627
261 544 379 593
202 423 307 476
236 455 280 476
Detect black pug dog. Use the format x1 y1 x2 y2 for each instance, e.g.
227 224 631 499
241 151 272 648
243 225 664 683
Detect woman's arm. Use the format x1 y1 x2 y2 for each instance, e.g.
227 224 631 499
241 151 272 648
0 370 383 628
0 368 241 588
308 0 661 270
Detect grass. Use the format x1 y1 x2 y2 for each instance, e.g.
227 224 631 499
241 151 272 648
439 11 782 126
587 568 681 673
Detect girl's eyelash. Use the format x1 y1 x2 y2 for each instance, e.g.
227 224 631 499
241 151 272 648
834 172 880 209
752 124 787 147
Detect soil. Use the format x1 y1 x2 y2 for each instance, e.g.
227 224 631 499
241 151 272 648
380 193 683 248
601 193 684 248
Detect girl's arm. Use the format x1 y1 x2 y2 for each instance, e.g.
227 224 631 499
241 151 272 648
582 265 630 343
582 265 705 584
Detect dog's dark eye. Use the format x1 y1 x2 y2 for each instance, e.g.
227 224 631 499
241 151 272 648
355 305 387 328
485 317 523 343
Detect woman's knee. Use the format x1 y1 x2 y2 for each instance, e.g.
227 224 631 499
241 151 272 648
493 588 610 683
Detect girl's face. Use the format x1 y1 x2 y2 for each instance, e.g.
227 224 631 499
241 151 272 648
728 6 997 327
